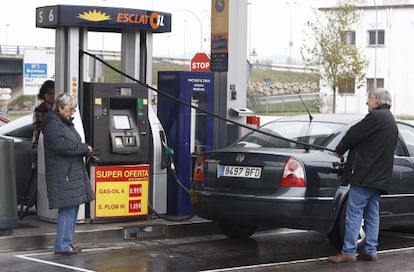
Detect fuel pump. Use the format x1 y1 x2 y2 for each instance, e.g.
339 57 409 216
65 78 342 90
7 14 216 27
157 71 214 216
81 82 153 220
35 5 172 222
82 83 149 164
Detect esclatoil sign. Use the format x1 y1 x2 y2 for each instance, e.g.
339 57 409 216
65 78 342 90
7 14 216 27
36 5 171 33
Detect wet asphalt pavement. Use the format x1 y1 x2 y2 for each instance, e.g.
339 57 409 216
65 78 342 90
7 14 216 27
1 227 414 271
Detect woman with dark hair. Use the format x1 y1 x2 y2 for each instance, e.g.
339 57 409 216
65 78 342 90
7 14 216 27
18 80 55 217
33 80 55 151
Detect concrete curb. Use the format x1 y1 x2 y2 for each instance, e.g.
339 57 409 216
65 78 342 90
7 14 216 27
0 216 218 252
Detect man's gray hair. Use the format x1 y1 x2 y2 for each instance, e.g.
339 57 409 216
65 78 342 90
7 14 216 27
53 93 77 110
368 88 392 107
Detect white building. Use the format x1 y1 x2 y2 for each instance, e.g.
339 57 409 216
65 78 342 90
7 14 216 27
320 0 414 116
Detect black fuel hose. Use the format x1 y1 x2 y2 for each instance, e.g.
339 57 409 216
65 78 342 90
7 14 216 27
80 50 336 153
80 50 341 222
148 151 196 222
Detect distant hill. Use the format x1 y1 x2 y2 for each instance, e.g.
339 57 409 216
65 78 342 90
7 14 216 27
104 59 319 96
7 59 319 117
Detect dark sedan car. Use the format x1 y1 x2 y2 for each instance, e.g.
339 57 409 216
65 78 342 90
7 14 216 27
191 114 414 249
0 114 34 207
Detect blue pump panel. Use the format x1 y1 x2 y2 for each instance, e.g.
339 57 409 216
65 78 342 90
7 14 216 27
157 71 214 216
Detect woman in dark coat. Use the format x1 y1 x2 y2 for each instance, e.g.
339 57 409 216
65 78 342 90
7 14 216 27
42 93 95 255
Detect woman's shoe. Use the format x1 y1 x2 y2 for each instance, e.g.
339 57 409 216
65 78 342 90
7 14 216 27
71 245 82 253
54 247 79 255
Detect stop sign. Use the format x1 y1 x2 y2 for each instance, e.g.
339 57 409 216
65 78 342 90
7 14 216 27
191 52 210 72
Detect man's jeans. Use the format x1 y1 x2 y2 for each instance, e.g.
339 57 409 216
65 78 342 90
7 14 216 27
54 205 79 253
342 184 381 256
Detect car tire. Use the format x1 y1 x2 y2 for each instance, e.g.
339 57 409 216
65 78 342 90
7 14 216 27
328 201 366 250
218 221 258 239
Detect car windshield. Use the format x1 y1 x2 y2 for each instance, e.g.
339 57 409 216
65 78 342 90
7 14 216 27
234 121 343 149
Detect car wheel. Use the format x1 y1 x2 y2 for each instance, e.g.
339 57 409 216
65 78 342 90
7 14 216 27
328 201 366 250
218 221 258 239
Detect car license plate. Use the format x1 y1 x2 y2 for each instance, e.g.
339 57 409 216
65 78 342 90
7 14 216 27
218 165 262 179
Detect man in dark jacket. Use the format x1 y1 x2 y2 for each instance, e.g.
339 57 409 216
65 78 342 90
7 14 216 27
328 88 398 263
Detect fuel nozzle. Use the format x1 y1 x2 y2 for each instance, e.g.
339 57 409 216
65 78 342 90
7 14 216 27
332 155 345 175
163 145 174 156
86 152 101 164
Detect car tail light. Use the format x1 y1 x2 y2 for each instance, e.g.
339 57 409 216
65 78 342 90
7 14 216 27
281 158 306 187
193 154 205 182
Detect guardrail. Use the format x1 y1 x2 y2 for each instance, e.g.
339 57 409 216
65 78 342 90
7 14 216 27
251 92 319 104
252 63 318 74
0 45 319 73
0 45 56 56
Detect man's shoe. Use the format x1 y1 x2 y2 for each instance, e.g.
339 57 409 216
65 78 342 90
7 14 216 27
357 252 378 261
328 252 357 263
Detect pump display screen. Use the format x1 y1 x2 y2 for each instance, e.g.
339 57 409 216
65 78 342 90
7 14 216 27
115 87 132 96
113 115 131 129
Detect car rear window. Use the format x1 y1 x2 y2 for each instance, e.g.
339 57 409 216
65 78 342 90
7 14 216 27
234 121 343 149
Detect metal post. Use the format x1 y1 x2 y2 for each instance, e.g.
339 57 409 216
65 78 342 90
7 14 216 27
248 2 252 63
179 9 203 52
373 0 378 88
183 19 187 64
286 1 297 68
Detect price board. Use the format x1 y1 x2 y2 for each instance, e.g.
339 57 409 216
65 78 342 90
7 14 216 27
91 164 150 219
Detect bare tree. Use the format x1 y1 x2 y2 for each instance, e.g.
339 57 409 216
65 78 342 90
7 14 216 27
301 4 368 113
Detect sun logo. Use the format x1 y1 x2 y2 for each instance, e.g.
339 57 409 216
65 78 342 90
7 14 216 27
77 10 112 22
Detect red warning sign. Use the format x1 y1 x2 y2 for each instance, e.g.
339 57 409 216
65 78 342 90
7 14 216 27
191 52 210 72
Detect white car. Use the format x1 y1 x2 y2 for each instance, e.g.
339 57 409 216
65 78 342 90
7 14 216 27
0 114 35 207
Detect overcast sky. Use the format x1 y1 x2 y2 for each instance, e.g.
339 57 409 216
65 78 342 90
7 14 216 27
0 0 337 63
